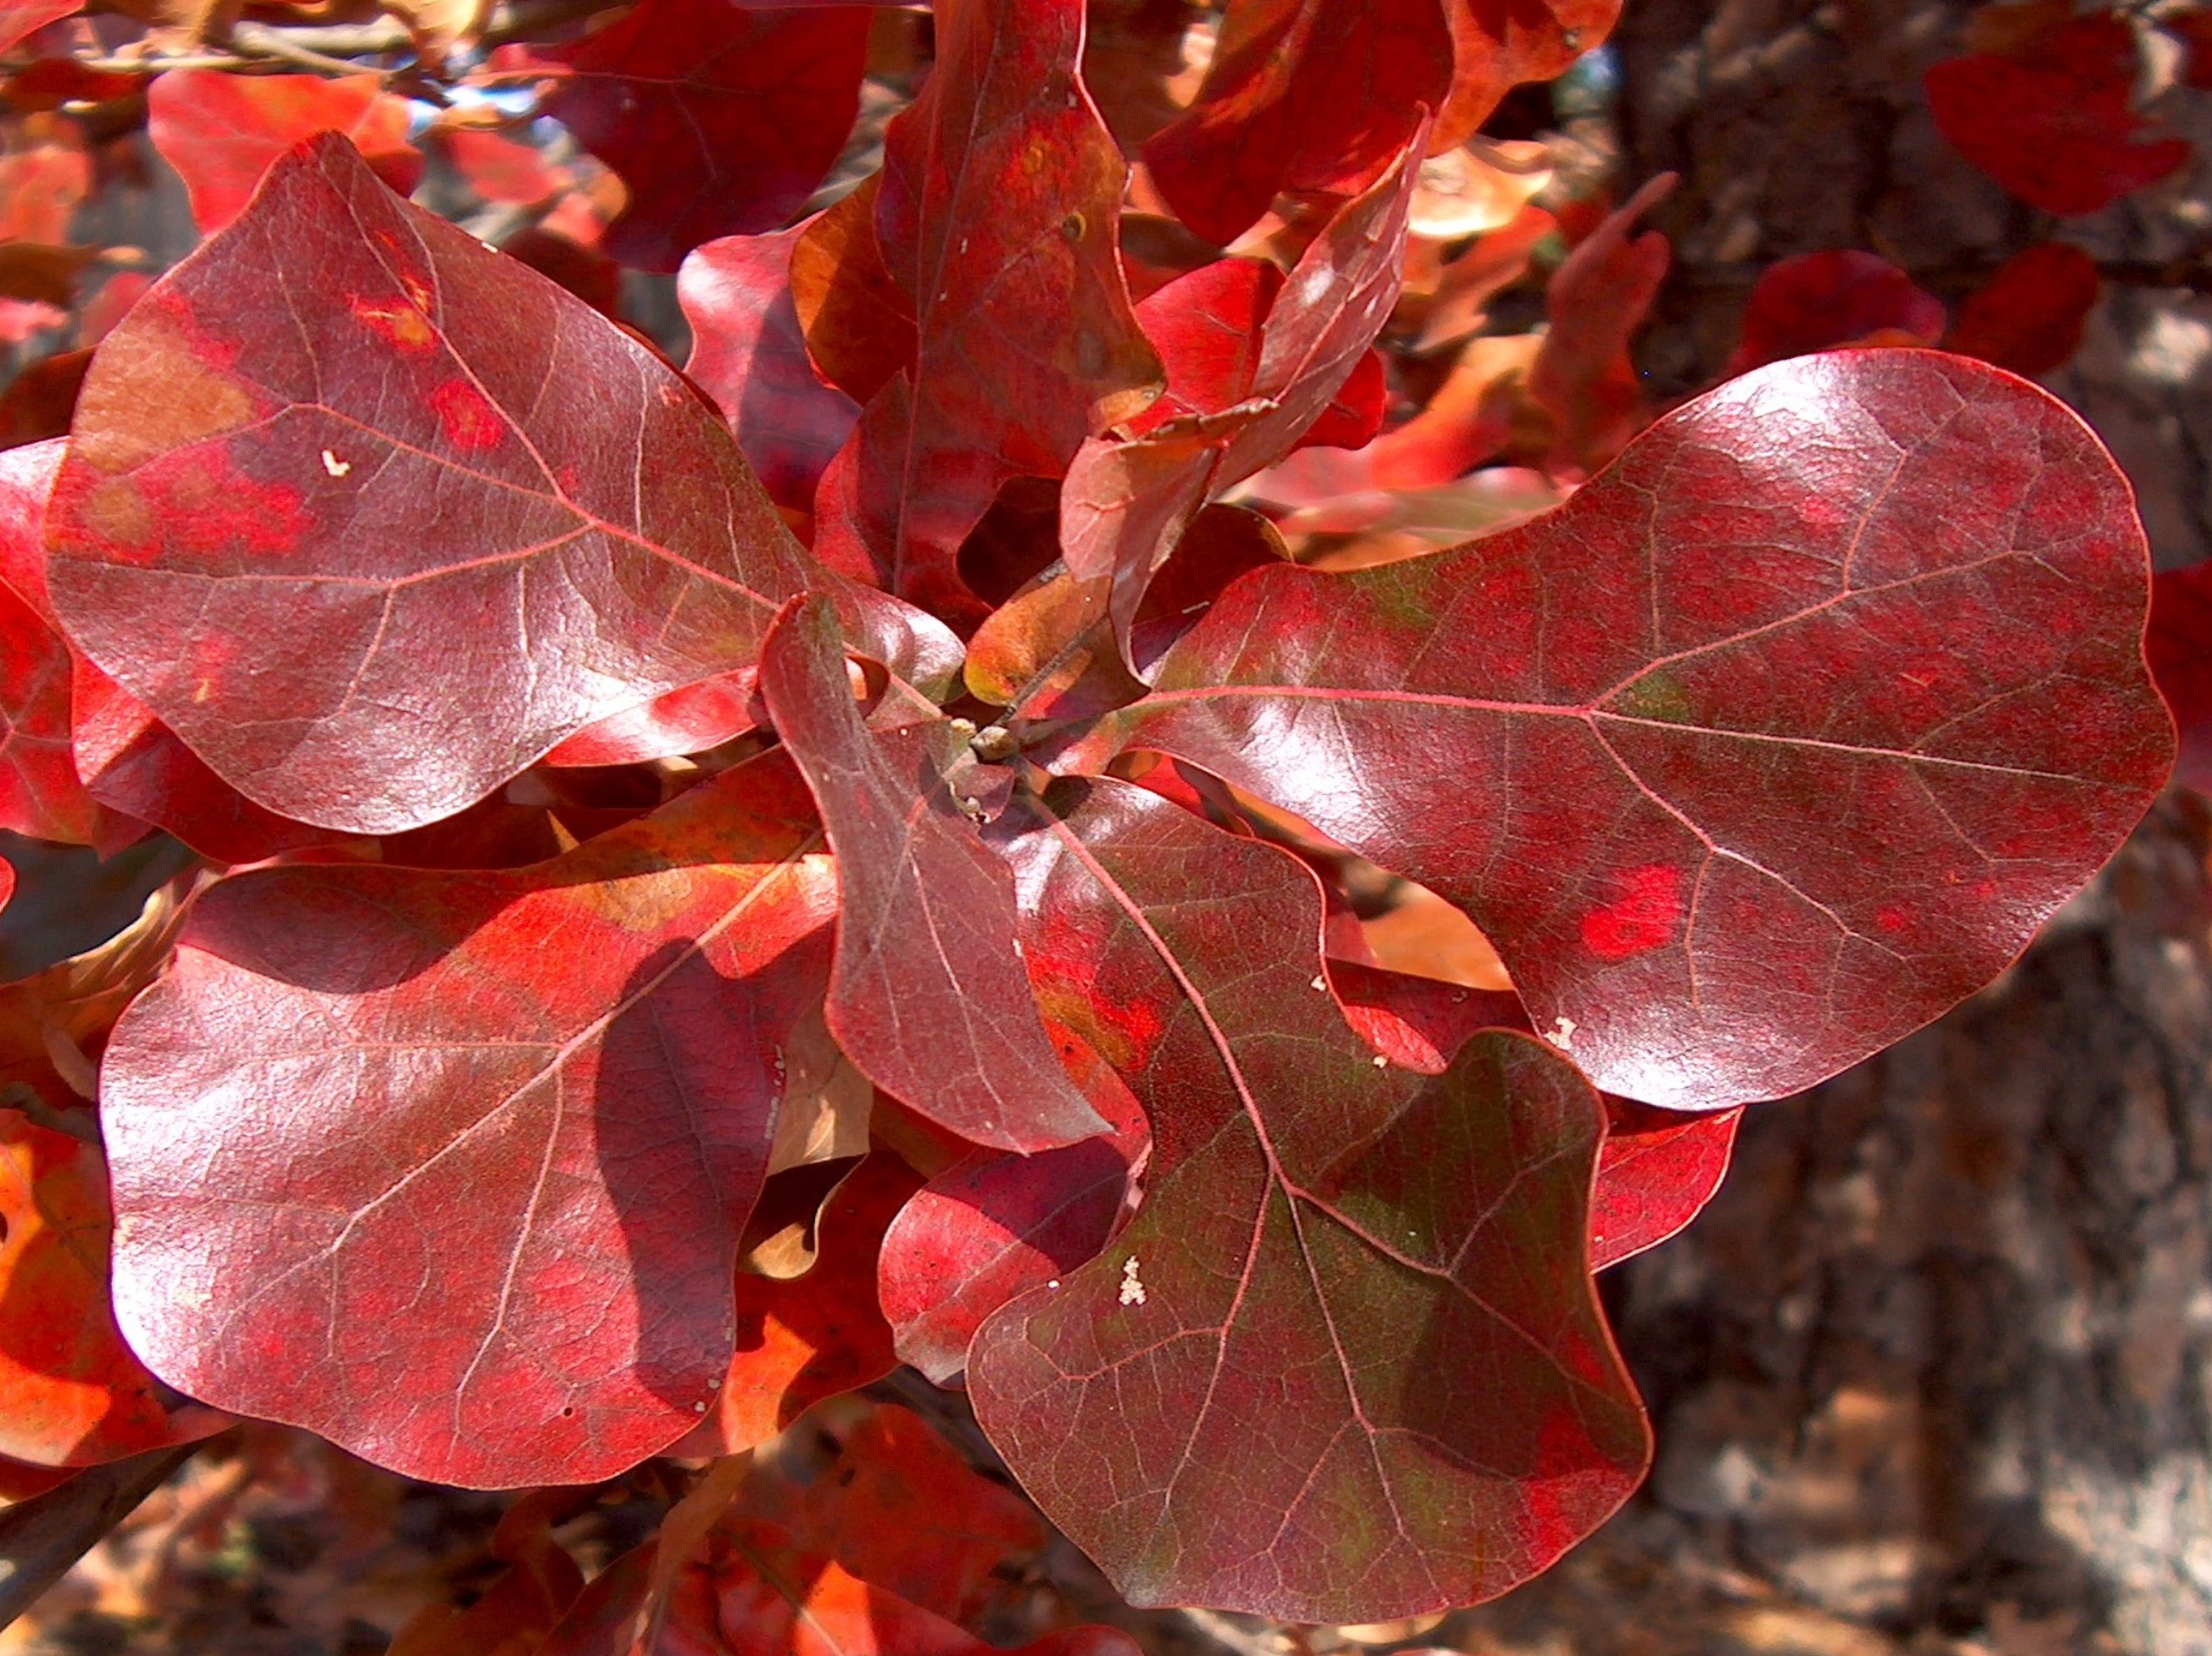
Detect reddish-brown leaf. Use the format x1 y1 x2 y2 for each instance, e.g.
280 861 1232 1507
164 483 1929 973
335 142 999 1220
1108 351 2172 1109
1526 172 1671 478
147 70 423 234
1142 0 1450 247
1436 0 1621 145
0 439 106 845
2148 561 2212 797
756 595 1108 1152
667 1153 919 1457
1723 249 1945 379
788 175 914 408
879 1029 1147 1383
440 125 567 207
0 0 79 53
1924 14 2189 216
540 669 759 768
0 1110 218 1467
47 134 828 836
810 0 1161 623
681 226 860 517
1589 1097 1740 1270
970 777 1647 1620
98 754 837 1486
495 0 870 273
1947 242 2101 377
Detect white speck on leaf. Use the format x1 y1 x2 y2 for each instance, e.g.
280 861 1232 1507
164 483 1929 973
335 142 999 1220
1310 976 1325 991
321 450 351 478
1371 1054 1388 1067
1119 1256 1145 1306
1544 1015 1577 1051
1047 1278 1060 1289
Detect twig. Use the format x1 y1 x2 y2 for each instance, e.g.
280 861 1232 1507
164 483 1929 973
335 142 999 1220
70 0 611 76
0 1441 205 1630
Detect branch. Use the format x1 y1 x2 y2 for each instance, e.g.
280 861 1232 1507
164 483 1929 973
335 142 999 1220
0 1441 207 1628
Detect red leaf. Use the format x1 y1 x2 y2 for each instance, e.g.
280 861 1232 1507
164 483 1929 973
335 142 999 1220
681 226 861 517
1436 0 1622 145
440 126 567 206
147 70 424 234
98 754 837 1486
0 345 87 450
668 1152 920 1457
741 1401 1051 1626
969 777 1646 1621
788 175 915 408
809 0 1161 623
1589 1097 1740 1270
2148 561 2212 797
1057 147 1421 672
1947 243 2101 378
548 1514 1138 1656
1110 351 2172 1109
756 594 1109 1152
47 134 826 836
1526 171 1671 479
879 1030 1148 1382
500 227 623 319
0 439 106 845
500 0 870 273
1723 249 1946 379
0 1110 220 1467
1142 0 1451 247
2174 7 2212 91
0 0 78 53
540 668 759 768
1924 15 2189 216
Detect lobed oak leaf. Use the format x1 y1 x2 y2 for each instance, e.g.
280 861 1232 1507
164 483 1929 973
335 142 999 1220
493 0 870 274
147 70 422 235
787 176 915 410
98 752 840 1486
809 0 1162 624
1104 350 2173 1110
756 594 1109 1152
1946 242 2101 378
1723 249 1946 379
1924 14 2190 217
681 226 860 518
970 777 1646 1620
47 133 841 836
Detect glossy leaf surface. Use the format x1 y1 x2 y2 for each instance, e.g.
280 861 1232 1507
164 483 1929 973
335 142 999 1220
970 778 1645 1621
811 0 1160 620
757 595 1107 1151
682 226 861 517
148 70 423 234
48 134 818 836
1115 351 2172 1109
501 0 870 272
98 755 836 1486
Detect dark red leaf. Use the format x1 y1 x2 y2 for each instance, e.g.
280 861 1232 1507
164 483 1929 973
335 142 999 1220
1141 0 1451 247
668 1152 919 1457
969 776 1646 1620
98 753 837 1486
0 439 107 845
147 70 424 234
540 669 759 768
47 134 829 836
1108 351 2172 1109
0 1110 224 1467
1924 15 2189 217
879 1028 1147 1382
0 346 86 450
500 227 623 319
2174 7 2212 91
1723 249 1945 379
67 657 331 863
2148 561 2212 797
681 225 861 516
756 593 1108 1152
497 0 870 273
1589 1097 1740 1270
1056 147 1421 674
809 0 1161 623
1947 243 2101 378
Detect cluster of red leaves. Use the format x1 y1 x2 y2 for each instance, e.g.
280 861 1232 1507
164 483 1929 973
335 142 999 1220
1924 2 2202 217
0 0 2184 1636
